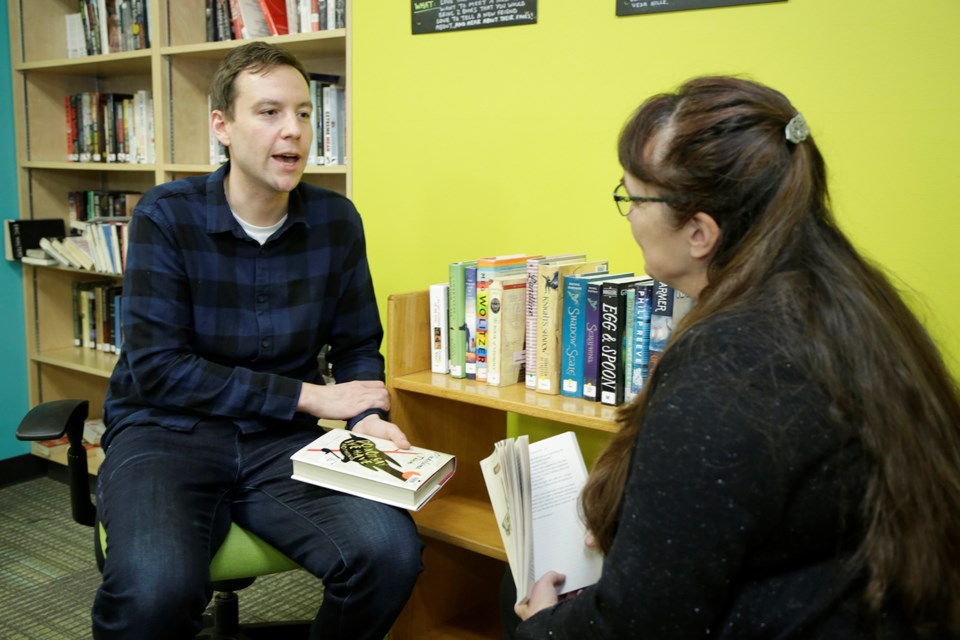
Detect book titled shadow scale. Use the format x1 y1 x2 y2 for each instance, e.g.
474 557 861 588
290 429 457 511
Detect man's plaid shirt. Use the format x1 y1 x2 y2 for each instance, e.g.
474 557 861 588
102 163 385 447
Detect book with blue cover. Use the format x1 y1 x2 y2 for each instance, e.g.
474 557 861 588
559 271 632 398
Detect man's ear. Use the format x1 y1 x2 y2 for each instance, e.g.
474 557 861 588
686 212 721 260
210 110 231 148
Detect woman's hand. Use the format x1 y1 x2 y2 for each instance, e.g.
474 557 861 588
514 571 565 621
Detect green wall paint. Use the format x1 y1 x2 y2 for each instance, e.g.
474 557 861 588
352 0 959 442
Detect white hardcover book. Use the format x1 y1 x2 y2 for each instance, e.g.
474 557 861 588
429 282 450 374
291 428 457 511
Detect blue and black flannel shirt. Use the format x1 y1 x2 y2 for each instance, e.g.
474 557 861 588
102 162 386 448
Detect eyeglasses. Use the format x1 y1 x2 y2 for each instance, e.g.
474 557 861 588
613 181 671 216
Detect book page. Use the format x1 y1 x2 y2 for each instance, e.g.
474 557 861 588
529 432 602 596
479 451 518 581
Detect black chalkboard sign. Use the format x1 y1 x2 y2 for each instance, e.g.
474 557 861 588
617 0 785 16
412 0 537 34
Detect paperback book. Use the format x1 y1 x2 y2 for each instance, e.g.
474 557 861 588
290 428 457 511
481 431 602 603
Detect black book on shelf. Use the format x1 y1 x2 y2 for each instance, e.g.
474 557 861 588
4 218 67 261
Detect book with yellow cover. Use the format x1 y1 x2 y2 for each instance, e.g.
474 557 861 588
291 428 457 511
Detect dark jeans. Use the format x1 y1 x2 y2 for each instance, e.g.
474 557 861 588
91 420 423 640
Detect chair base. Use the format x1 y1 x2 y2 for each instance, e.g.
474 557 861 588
196 590 311 640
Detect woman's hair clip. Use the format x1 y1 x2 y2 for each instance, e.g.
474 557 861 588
785 113 810 144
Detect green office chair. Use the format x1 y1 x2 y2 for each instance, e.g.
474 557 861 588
16 399 309 640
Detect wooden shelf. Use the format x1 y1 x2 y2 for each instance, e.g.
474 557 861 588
31 347 118 379
15 49 153 75
412 494 506 561
161 30 346 59
386 290 615 637
393 370 620 432
22 161 157 172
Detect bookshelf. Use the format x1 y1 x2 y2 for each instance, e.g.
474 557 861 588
386 290 615 638
7 0 352 476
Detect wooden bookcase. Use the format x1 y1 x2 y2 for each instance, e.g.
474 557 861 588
7 0 352 474
386 290 617 638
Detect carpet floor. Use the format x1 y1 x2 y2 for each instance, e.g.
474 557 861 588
0 476 322 639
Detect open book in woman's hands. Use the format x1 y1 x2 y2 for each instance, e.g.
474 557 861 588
480 431 602 602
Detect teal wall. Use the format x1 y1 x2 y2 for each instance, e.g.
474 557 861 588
0 0 31 460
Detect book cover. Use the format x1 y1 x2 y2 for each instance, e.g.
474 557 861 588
4 219 67 261
464 265 478 379
485 274 527 387
429 282 449 374
447 259 477 379
290 428 457 511
599 276 648 406
522 254 585 390
560 271 632 398
536 259 608 395
476 254 538 383
480 431 602 603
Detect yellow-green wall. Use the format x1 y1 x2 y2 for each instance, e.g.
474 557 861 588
351 0 960 447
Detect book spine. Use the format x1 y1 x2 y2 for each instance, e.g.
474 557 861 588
628 282 653 400
429 283 449 374
485 280 504 386
535 264 561 394
258 0 289 35
447 261 472 378
523 258 541 389
486 278 527 387
8 221 23 260
599 282 625 406
623 287 636 403
649 280 674 374
582 281 604 401
475 281 490 382
229 0 244 39
464 265 477 380
560 277 586 397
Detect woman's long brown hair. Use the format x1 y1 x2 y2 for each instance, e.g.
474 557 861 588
581 76 960 630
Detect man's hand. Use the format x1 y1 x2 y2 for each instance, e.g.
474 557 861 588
514 571 565 621
297 380 390 420
352 414 411 449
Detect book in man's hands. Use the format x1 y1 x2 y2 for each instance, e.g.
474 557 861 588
290 428 457 511
481 431 602 603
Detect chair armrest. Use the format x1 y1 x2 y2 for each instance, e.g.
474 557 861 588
16 399 90 443
17 399 95 527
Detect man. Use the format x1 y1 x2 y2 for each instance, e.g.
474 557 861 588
93 42 422 639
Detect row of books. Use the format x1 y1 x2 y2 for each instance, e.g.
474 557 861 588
69 190 142 223
37 220 129 276
65 91 155 164
207 77 345 166
72 279 124 354
66 0 151 58
207 0 346 42
430 254 692 406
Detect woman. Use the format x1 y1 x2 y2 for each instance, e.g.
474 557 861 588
513 77 960 638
